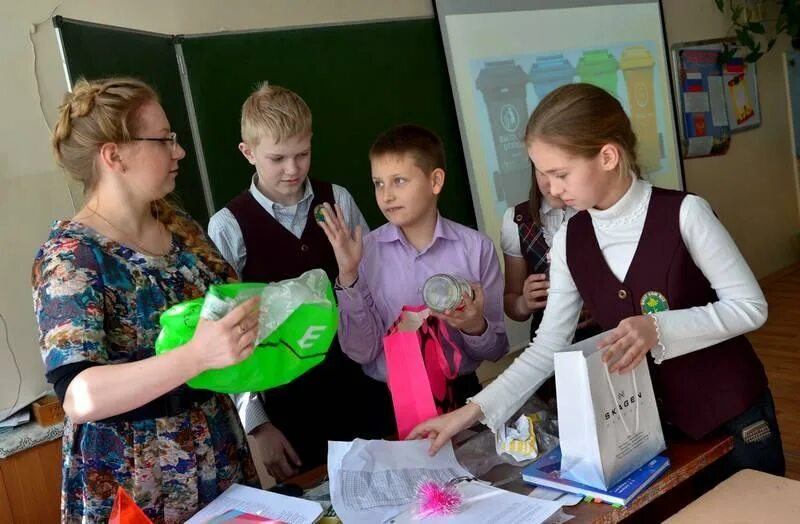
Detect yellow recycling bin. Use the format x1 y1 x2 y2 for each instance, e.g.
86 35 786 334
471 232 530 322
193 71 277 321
620 46 661 174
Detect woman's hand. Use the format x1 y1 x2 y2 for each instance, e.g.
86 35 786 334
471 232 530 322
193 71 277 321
188 296 261 373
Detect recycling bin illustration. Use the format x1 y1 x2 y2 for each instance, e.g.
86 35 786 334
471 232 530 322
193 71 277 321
620 46 661 173
476 60 531 202
577 49 619 98
529 54 576 100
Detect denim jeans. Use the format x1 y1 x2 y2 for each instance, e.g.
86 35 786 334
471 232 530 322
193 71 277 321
698 387 785 489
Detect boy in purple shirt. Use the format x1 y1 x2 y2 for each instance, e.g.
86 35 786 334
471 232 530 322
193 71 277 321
318 124 509 405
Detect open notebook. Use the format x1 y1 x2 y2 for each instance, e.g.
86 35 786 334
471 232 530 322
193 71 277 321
186 484 323 524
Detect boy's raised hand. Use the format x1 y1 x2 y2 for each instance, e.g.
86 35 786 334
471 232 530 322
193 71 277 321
316 202 363 287
431 283 488 336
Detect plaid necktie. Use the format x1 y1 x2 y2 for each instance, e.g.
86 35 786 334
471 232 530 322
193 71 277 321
515 214 550 274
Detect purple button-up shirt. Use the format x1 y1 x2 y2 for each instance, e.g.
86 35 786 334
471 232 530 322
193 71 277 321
336 215 509 382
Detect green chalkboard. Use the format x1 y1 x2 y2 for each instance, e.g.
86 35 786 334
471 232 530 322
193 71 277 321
55 18 209 224
179 18 476 228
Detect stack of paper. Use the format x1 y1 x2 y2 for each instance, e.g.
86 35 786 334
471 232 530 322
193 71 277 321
328 439 562 523
522 446 670 506
0 409 30 428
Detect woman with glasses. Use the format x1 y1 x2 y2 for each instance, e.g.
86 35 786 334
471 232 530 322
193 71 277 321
32 77 260 523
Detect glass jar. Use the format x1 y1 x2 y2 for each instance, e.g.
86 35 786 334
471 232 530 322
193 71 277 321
422 274 474 313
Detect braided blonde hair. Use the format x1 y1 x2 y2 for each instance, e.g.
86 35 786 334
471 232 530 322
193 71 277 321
52 77 231 277
52 77 156 190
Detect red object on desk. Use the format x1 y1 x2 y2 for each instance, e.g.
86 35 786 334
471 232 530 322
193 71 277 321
206 509 287 523
109 487 152 524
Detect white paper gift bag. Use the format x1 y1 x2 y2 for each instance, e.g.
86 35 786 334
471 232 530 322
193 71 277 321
554 332 666 490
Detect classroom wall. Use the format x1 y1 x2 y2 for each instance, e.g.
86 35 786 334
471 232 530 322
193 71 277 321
0 0 433 416
2 1 798 415
662 0 800 277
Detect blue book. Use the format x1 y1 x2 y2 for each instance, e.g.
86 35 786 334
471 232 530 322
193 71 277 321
521 446 670 506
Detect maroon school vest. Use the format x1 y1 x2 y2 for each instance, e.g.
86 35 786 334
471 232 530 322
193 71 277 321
226 179 339 282
565 187 767 439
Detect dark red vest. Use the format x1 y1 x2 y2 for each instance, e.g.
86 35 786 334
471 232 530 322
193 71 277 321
226 179 339 283
565 187 767 439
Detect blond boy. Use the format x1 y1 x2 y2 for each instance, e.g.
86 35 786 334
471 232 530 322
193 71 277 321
209 83 393 481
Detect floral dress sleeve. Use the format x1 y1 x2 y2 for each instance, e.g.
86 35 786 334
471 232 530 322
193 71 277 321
32 236 110 377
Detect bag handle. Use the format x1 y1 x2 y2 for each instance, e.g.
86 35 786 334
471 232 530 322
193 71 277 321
391 305 463 380
421 315 463 380
602 362 640 435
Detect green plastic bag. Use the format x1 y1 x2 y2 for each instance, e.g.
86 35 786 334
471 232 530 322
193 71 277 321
155 270 338 393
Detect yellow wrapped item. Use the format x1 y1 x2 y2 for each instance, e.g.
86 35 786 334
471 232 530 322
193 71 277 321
495 413 542 461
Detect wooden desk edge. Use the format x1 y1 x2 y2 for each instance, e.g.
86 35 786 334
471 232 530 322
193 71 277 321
287 436 735 524
288 465 328 490
578 436 735 523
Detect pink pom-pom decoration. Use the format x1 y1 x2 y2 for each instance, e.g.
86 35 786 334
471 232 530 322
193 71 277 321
415 480 463 519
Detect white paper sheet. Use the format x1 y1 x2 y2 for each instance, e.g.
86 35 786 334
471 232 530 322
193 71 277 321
186 484 322 524
328 439 561 524
386 481 564 524
683 91 710 113
707 75 729 127
529 486 584 506
0 409 30 428
687 136 714 157
543 509 577 524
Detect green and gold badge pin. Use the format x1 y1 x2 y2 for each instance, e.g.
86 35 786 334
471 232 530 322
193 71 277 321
640 291 669 314
314 203 326 223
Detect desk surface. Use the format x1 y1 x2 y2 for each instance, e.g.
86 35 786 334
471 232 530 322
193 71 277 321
291 435 734 524
0 420 63 459
488 435 734 523
665 469 800 523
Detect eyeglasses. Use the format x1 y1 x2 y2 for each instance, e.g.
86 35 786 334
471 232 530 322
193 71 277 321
131 131 178 152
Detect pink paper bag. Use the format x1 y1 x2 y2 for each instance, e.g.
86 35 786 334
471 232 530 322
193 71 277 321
384 306 462 439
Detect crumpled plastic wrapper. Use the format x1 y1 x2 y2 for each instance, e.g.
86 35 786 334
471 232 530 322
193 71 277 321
495 412 543 461
200 268 332 342
455 395 559 476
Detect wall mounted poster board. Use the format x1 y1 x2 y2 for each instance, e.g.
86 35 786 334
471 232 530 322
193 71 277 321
671 39 762 159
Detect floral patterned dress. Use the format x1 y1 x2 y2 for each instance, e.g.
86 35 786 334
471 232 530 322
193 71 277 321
32 219 257 524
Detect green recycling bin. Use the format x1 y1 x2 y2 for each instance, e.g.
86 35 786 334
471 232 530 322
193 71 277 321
577 49 619 97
